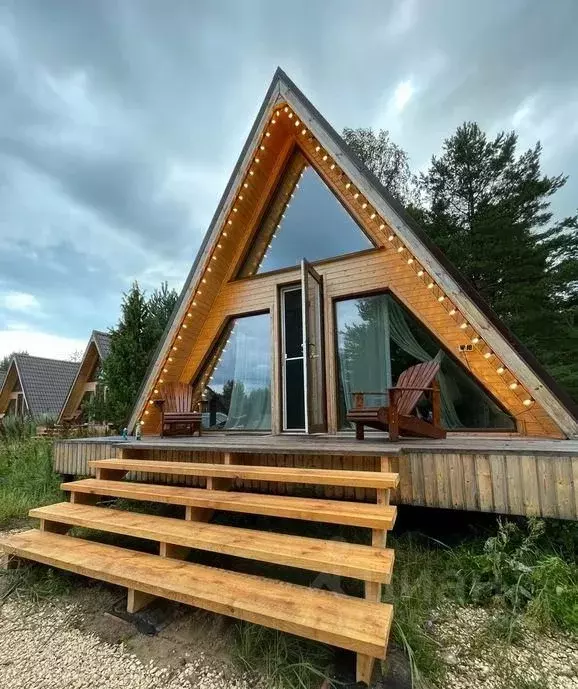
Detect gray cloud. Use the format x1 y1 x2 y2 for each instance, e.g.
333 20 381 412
0 0 576 357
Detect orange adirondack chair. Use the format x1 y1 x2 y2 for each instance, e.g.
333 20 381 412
346 361 446 442
154 383 202 437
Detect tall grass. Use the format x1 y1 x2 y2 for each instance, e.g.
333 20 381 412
0 435 62 527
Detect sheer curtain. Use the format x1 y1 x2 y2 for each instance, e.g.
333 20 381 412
224 319 271 430
337 294 463 428
338 298 391 411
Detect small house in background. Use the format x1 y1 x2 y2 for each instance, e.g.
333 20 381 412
58 330 111 424
0 354 79 420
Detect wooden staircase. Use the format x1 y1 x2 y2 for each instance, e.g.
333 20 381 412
0 450 399 685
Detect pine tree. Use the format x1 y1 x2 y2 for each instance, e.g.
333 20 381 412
416 123 578 400
93 281 179 429
342 127 413 203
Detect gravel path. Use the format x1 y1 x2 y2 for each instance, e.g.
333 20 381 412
434 604 578 689
0 597 262 689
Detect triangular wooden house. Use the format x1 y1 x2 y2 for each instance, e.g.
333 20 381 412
0 354 79 420
130 69 578 440
59 330 111 423
3 71 578 688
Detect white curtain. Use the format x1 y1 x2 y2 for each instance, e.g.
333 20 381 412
224 323 271 430
338 295 463 428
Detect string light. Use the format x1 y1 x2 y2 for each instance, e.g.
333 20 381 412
471 336 479 344
397 245 405 253
427 281 435 289
497 366 505 375
523 399 534 407
408 257 414 265
449 308 456 316
484 351 492 359
509 382 518 390
388 234 395 242
370 213 376 219
438 295 445 302
417 269 424 277
460 322 468 329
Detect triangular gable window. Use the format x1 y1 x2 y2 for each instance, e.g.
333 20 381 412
239 151 374 277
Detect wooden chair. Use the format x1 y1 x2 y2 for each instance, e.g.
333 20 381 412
346 361 447 442
153 383 202 437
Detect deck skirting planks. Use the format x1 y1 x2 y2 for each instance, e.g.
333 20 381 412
53 440 578 520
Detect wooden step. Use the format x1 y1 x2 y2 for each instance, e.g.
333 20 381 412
30 502 394 583
61 479 397 530
89 458 399 489
0 529 393 658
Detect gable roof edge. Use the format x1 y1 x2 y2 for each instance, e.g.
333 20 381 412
275 72 578 438
128 70 286 431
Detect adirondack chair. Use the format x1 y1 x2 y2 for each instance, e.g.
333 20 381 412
153 383 202 437
346 360 446 442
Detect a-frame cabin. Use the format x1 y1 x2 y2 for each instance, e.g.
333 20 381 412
3 70 578 686
58 330 111 424
129 69 577 441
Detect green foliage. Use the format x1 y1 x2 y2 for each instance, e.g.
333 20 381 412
452 518 578 633
0 563 72 603
90 280 178 430
234 623 332 689
0 350 28 371
0 437 61 526
342 127 414 203
415 123 578 400
0 414 36 441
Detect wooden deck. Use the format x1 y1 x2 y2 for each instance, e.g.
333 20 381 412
53 433 578 520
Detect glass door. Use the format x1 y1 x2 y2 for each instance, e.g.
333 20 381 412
280 262 327 433
281 286 305 430
301 259 326 433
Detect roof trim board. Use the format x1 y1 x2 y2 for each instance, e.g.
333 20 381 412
128 68 578 438
58 330 111 423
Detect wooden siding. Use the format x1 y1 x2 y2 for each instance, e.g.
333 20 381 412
53 440 578 520
163 246 561 439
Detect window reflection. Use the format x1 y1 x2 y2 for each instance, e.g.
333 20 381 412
200 313 271 430
239 152 374 276
336 293 515 430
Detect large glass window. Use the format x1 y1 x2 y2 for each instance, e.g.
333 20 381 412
336 293 515 430
200 313 271 431
239 151 374 277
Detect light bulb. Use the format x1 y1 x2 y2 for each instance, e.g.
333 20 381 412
361 202 367 208
322 155 328 161
379 224 385 230
315 146 320 152
265 131 271 137
388 235 395 242
408 257 414 265
228 219 233 225
154 389 159 394
497 366 505 374
354 192 359 199
397 246 405 253
417 270 424 277
472 337 479 344
255 158 260 164
509 382 518 390
428 282 435 289
163 368 168 373
295 120 300 126
438 295 445 302
460 322 468 329
484 351 492 359
144 410 150 415
449 308 456 315
330 164 335 170
301 128 306 135
345 182 351 189
523 399 533 406
370 213 376 219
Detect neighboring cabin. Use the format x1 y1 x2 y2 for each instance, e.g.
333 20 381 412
58 330 111 424
0 354 79 420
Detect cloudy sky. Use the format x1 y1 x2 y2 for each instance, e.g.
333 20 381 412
1 0 577 361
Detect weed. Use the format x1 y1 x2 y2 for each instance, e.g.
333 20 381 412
234 623 333 689
0 562 72 603
0 437 62 527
